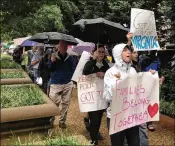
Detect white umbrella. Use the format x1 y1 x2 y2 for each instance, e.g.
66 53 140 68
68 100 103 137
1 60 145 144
67 46 79 56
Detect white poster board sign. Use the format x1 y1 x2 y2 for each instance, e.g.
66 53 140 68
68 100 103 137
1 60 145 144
71 51 91 82
130 8 160 51
77 74 108 112
110 72 159 135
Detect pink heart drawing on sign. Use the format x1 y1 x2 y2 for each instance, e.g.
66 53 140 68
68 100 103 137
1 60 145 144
147 103 159 118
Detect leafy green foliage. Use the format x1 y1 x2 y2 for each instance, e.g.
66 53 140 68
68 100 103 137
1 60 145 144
1 72 24 79
1 85 45 108
160 98 175 118
33 5 65 32
1 0 174 45
0 60 21 69
160 69 175 101
1 0 78 40
160 69 175 117
1 54 13 60
0 54 21 69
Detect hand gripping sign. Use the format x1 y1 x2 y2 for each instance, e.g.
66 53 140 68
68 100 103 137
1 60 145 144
110 72 159 135
77 73 108 112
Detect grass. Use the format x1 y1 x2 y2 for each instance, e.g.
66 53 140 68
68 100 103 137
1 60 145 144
44 136 81 145
1 72 24 79
1 85 45 108
10 132 84 146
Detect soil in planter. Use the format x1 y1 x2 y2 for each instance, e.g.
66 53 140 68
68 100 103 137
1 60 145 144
1 72 24 79
1 85 45 108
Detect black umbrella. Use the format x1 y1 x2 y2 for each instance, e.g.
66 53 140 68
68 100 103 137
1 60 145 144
70 18 129 44
29 32 78 45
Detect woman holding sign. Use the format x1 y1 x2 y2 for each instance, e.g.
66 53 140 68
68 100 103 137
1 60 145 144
83 44 109 146
104 43 141 146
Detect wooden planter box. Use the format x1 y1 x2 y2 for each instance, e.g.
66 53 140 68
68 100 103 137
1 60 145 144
1 69 33 85
1 84 59 135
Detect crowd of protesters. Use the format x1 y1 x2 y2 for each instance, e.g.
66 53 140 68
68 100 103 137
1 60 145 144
11 32 164 146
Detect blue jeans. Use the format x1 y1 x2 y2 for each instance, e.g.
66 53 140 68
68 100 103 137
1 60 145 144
139 123 149 146
107 118 140 146
33 68 38 82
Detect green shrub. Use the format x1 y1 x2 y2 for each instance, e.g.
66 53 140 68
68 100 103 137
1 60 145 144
160 98 175 118
1 72 24 79
1 60 21 69
160 69 175 101
1 85 45 108
160 69 175 117
1 54 13 60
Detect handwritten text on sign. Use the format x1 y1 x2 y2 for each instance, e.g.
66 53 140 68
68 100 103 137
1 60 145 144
130 8 160 50
78 74 108 112
109 72 159 135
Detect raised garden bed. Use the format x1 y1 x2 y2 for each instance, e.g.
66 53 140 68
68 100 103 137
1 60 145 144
0 60 21 69
1 69 32 85
1 84 59 135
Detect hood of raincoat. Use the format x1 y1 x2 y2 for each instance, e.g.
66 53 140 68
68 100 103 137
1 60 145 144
112 43 131 71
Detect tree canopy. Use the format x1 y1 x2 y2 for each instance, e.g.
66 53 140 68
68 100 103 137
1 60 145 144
1 0 174 45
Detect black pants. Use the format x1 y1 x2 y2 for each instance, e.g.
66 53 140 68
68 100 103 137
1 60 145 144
41 80 48 94
107 118 140 146
21 65 26 71
88 109 104 145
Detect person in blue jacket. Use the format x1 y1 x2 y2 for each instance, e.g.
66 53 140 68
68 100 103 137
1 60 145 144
48 40 76 129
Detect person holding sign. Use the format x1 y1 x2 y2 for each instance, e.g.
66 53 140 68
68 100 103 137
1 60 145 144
130 47 149 146
104 43 140 146
83 44 109 146
139 50 163 131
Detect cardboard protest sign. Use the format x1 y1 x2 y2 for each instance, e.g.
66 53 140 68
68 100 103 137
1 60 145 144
130 8 160 51
77 74 108 112
110 72 159 135
71 51 91 82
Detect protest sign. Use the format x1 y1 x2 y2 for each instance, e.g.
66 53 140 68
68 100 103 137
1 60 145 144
71 51 91 82
77 74 108 112
110 72 159 135
130 8 160 51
